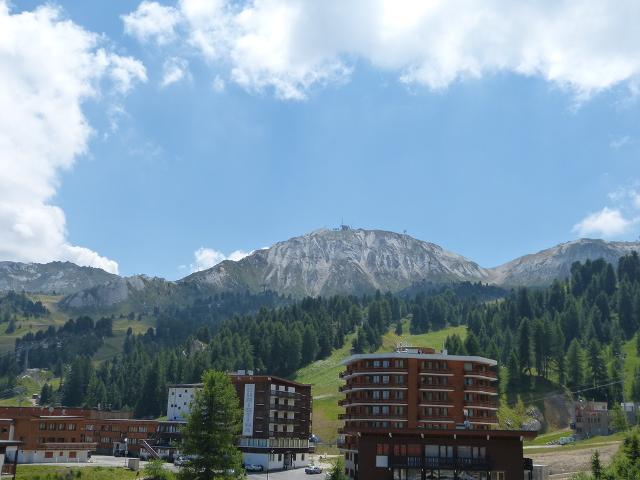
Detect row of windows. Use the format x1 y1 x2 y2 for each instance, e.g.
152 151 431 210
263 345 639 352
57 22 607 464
420 376 449 386
39 423 77 431
361 359 405 369
376 444 486 459
351 405 404 416
349 390 405 401
421 361 448 370
421 391 449 402
345 421 406 429
421 407 448 417
356 375 405 385
43 451 78 459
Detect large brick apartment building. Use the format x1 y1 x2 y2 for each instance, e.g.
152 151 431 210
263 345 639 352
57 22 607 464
168 371 313 470
339 346 535 479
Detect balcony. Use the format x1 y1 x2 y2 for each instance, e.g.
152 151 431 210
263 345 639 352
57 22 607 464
422 456 491 470
338 413 406 421
463 385 498 395
388 456 491 470
339 398 407 406
467 416 498 424
464 401 498 410
464 369 498 380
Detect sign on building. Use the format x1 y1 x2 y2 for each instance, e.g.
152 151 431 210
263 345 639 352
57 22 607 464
242 384 255 436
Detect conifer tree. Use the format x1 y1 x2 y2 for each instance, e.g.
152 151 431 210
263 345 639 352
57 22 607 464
179 370 243 480
566 339 583 390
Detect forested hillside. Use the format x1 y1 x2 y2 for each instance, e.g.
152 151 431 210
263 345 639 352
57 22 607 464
440 253 640 405
3 253 640 425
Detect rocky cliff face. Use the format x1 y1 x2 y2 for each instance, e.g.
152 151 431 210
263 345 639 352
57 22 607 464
181 228 490 297
0 261 119 295
488 238 640 286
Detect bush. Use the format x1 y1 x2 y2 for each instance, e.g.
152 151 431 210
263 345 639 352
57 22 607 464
143 459 170 480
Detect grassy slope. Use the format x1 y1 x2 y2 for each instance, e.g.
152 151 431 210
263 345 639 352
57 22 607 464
16 466 152 480
0 294 154 404
623 333 640 399
294 321 467 447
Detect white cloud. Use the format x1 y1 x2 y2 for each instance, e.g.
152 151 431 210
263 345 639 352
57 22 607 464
124 0 640 100
610 135 632 149
0 2 147 274
161 57 190 87
122 0 181 45
190 247 253 272
212 74 225 92
573 207 635 237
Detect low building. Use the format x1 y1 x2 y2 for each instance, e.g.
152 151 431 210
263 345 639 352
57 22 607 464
0 407 155 463
573 401 609 439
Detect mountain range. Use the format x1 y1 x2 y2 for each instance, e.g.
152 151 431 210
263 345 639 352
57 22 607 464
2 228 640 310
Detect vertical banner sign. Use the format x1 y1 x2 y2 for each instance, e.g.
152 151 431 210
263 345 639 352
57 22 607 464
243 384 255 436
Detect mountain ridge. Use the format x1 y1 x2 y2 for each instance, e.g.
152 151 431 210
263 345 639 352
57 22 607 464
2 229 640 309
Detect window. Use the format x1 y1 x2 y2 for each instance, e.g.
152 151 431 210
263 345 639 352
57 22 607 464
45 452 53 459
394 359 404 368
57 424 65 431
373 390 380 399
39 422 46 430
376 444 390 455
382 360 390 368
382 376 390 384
383 390 390 400
68 424 76 431
395 375 404 385
373 376 380 384
373 360 381 368
69 452 77 459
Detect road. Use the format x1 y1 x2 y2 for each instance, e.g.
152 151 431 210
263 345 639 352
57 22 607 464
247 468 327 479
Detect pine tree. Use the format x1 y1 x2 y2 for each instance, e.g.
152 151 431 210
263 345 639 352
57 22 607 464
301 327 319 365
619 281 636 339
591 450 603 480
507 350 520 390
566 339 583 390
587 340 609 402
517 318 533 376
179 370 243 480
463 332 480 356
327 458 348 480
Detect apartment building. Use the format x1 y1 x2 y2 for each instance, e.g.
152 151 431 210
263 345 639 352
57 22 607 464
339 346 534 480
168 371 313 470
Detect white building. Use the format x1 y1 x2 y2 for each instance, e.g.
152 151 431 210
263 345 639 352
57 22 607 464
167 383 202 421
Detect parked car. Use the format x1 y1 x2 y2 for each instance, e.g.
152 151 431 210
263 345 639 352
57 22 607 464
305 465 323 474
174 455 190 466
244 464 264 472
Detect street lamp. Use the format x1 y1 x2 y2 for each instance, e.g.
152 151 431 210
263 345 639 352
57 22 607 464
123 438 128 467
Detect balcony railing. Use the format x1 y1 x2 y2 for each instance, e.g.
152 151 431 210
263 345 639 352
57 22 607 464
270 390 299 398
467 416 498 423
389 456 491 470
340 398 407 406
464 369 498 379
338 413 406 421
464 401 498 409
463 385 498 394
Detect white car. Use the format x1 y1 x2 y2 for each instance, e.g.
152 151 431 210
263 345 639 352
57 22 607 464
305 465 323 474
244 464 264 472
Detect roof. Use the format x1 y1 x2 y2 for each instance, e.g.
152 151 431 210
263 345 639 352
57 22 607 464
342 351 498 366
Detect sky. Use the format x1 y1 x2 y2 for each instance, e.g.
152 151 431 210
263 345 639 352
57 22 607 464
2 0 640 280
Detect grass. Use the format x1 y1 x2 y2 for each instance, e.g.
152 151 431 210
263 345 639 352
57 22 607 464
524 431 626 454
524 428 573 446
15 466 143 480
623 333 640 399
293 322 467 449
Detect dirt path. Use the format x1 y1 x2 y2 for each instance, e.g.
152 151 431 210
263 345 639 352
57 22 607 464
529 442 620 475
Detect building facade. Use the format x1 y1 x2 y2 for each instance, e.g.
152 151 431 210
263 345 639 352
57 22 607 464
339 346 533 480
573 401 609 439
0 407 156 463
167 371 313 470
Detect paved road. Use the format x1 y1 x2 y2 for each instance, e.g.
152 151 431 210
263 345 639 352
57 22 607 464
247 468 327 479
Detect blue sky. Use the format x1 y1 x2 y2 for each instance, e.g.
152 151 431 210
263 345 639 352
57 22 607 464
2 0 640 279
